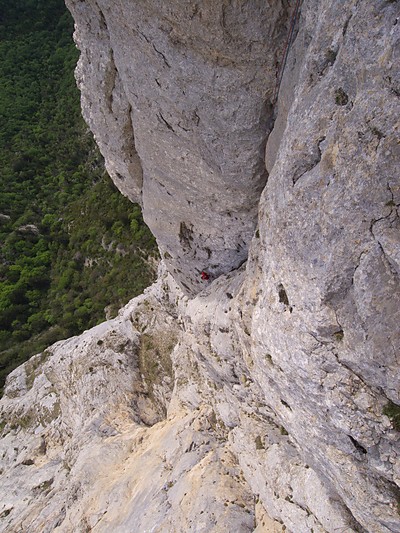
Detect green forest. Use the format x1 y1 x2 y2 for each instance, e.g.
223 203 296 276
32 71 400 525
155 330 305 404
0 0 158 394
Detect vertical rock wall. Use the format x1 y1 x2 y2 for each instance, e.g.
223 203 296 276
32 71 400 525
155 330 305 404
66 0 291 296
243 0 400 530
65 0 400 530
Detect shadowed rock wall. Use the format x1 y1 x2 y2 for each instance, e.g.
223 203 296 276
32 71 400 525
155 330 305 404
66 0 291 296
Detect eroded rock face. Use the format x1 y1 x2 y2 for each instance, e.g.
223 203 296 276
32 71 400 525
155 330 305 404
245 0 400 530
0 269 363 533
0 274 258 532
66 0 291 296
1 0 399 532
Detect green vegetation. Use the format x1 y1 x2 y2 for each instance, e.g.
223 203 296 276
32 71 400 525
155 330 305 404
325 49 337 65
254 435 264 450
138 331 176 408
0 0 158 394
383 400 400 431
24 350 51 390
334 87 349 106
333 330 344 342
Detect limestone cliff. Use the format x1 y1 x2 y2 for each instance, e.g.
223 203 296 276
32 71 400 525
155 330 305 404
66 0 292 296
0 1 399 532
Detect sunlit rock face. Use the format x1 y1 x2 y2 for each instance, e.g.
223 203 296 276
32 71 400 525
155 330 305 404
0 1 399 532
246 0 400 530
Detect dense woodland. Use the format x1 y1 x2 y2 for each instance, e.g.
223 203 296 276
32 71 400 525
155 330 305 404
0 0 158 393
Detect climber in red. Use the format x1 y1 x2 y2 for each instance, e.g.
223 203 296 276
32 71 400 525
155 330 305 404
200 271 209 280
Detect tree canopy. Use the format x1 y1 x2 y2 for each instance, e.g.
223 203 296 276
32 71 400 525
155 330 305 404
0 0 158 394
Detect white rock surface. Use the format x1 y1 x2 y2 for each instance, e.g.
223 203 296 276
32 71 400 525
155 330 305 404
0 274 256 532
1 0 399 532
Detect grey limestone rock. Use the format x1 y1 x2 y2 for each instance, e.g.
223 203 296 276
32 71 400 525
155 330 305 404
246 0 400 530
0 273 257 532
0 0 399 532
66 0 292 296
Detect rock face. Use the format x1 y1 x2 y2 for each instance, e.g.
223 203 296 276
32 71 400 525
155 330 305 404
1 0 399 532
67 0 292 295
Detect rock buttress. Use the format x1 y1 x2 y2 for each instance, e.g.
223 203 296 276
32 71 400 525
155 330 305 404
4 1 395 532
65 0 292 296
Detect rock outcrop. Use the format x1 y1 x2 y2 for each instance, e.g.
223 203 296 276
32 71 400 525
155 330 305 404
1 0 399 532
68 0 292 295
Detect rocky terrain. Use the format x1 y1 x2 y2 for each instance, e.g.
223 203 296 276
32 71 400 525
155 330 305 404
0 0 399 532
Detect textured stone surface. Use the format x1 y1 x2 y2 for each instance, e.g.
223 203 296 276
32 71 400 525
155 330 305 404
66 0 292 296
0 275 257 532
1 0 399 531
246 0 400 530
0 269 363 533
